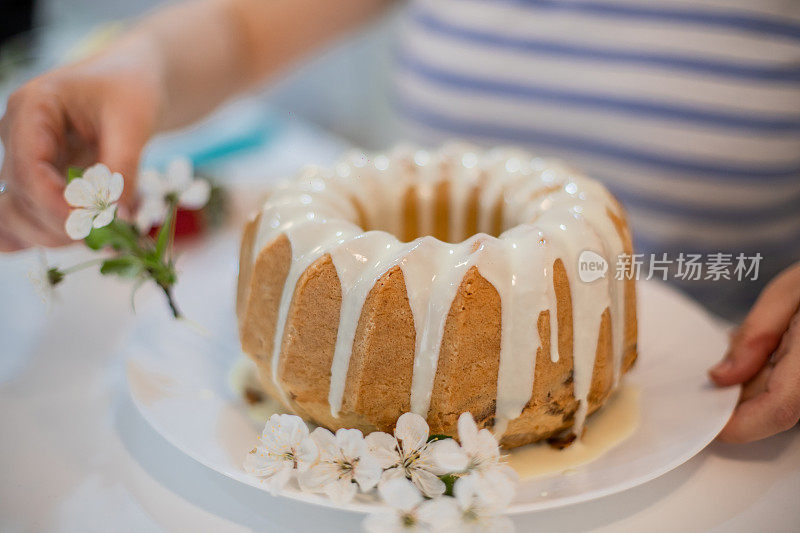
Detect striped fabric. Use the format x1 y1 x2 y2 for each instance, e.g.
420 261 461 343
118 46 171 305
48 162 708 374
393 0 800 318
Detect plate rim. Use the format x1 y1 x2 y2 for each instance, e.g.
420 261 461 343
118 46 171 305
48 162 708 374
124 275 739 516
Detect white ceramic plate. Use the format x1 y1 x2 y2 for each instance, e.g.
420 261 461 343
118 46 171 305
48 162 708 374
123 233 739 514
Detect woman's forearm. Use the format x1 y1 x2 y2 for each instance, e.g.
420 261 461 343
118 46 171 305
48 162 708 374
95 0 393 131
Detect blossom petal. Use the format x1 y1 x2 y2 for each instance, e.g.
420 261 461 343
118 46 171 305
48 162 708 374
107 172 124 203
27 250 56 305
243 448 284 477
336 428 366 460
410 468 445 498
167 157 193 190
475 429 501 462
178 180 210 209
298 462 339 493
365 432 401 469
416 497 460 529
453 474 478 510
378 477 422 512
481 469 517 509
281 414 310 443
135 199 167 232
82 163 112 192
457 470 516 512
64 178 96 208
431 438 469 473
263 413 309 450
311 427 339 459
295 436 319 471
93 205 117 229
457 412 480 453
266 462 294 495
260 413 307 451
324 478 358 504
394 413 429 454
380 466 406 484
417 446 451 477
65 209 95 240
353 453 382 492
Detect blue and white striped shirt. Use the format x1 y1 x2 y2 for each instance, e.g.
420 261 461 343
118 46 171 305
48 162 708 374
393 0 800 318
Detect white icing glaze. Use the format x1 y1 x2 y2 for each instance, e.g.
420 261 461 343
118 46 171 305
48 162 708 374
328 231 404 415
249 145 629 438
405 235 482 416
477 225 550 438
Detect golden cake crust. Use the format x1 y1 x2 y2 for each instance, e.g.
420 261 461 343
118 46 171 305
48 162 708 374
237 149 637 449
237 211 637 448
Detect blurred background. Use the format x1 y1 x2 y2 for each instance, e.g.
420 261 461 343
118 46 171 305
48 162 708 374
0 0 397 148
0 0 401 150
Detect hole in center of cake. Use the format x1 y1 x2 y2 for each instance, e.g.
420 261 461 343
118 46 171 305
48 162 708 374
383 180 505 243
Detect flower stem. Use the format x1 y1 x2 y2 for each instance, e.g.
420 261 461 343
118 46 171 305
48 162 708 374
156 200 178 261
61 258 106 275
159 283 182 319
108 219 142 252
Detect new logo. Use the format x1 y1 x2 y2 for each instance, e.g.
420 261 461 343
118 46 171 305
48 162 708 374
578 250 608 283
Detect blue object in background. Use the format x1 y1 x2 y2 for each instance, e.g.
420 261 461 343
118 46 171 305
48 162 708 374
141 99 284 172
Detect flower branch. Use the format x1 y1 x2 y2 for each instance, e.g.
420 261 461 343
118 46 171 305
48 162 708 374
31 159 211 319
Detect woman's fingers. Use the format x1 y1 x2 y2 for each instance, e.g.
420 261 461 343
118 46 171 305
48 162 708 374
710 264 800 386
0 81 76 249
718 314 800 443
0 196 65 249
0 156 72 249
97 105 152 211
0 202 28 251
16 162 72 234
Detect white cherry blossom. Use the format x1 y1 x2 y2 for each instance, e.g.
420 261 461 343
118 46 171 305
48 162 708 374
363 477 457 533
63 163 123 239
365 413 449 498
244 414 318 494
433 412 517 488
136 157 210 232
299 427 382 503
27 249 60 306
438 475 515 533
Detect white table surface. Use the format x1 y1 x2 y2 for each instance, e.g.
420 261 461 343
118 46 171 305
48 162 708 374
2 117 799 533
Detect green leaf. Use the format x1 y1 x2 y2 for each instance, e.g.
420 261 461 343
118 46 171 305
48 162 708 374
84 226 114 250
100 257 142 278
67 167 84 183
84 220 139 251
84 226 130 251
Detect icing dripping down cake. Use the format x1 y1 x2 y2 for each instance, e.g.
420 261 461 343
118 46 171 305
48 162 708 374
236 144 637 448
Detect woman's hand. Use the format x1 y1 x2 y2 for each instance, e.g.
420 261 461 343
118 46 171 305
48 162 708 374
0 0 394 252
710 262 800 442
0 43 163 251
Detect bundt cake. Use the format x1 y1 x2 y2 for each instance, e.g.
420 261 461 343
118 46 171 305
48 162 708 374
237 144 637 449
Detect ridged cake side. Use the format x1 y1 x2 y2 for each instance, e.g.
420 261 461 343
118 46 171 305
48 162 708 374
237 144 637 448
